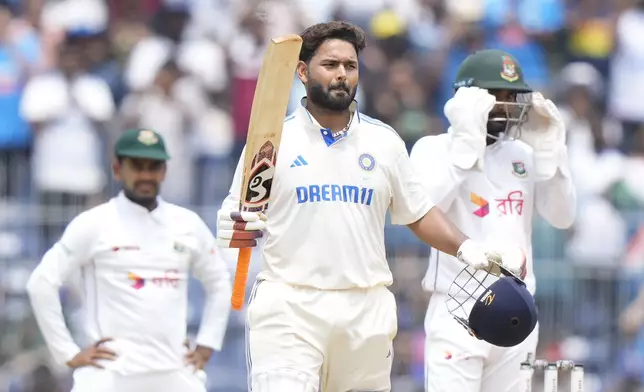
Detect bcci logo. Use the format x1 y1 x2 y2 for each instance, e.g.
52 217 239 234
358 153 375 171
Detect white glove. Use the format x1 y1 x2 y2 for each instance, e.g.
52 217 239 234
215 210 267 248
456 239 491 270
485 244 527 280
520 92 569 181
444 87 496 171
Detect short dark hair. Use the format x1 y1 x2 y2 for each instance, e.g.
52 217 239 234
299 21 367 63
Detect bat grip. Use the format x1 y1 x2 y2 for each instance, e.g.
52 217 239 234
232 247 253 310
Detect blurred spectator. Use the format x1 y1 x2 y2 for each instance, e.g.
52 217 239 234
123 2 190 92
0 0 42 201
557 62 628 263
20 37 114 252
120 58 208 205
72 30 127 105
566 0 615 76
227 7 269 160
608 0 644 155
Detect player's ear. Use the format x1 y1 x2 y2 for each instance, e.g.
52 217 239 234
112 158 122 181
159 162 167 181
296 60 308 85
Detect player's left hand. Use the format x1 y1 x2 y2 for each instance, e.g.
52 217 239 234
185 345 214 371
520 92 568 181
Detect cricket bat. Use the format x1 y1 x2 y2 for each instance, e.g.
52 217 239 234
231 34 303 311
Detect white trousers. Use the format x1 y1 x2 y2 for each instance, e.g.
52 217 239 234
70 366 207 392
424 293 539 392
246 280 398 392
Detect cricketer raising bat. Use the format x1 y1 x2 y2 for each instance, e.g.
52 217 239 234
231 34 303 311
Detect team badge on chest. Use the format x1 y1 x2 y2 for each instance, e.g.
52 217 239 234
358 153 376 171
511 161 527 177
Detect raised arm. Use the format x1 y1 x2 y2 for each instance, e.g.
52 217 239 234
410 87 494 210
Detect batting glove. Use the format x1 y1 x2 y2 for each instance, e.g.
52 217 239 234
444 87 496 171
485 244 527 280
456 239 491 270
215 210 267 248
520 92 570 181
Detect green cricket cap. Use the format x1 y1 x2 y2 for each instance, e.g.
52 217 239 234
453 49 532 92
114 129 170 161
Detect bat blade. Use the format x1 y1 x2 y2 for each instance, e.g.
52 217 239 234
232 34 303 310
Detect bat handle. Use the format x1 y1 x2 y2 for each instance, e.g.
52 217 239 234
232 247 253 310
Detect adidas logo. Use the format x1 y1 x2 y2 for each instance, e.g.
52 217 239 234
290 155 308 167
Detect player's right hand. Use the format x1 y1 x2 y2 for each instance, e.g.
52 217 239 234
456 239 491 270
444 87 496 170
66 338 117 369
216 210 267 248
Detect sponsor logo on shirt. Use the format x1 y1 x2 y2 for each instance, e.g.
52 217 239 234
494 190 524 216
128 269 180 290
471 191 524 217
296 184 374 205
470 192 489 217
151 269 180 288
128 272 145 290
112 245 140 252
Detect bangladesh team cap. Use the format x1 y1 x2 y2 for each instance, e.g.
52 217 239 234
114 129 170 161
468 275 538 347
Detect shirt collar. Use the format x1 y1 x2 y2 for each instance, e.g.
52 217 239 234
296 97 362 147
116 191 166 221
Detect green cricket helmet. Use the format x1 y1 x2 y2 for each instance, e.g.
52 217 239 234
452 49 533 141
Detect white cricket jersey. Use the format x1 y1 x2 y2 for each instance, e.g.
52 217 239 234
223 99 434 290
26 192 232 374
410 132 576 297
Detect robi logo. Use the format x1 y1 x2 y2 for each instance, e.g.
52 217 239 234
128 272 145 290
470 192 489 218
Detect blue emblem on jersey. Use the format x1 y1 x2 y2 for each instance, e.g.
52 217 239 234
296 184 374 205
359 153 375 171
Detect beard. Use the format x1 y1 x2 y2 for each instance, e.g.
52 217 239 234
123 182 159 210
486 108 509 145
307 77 357 111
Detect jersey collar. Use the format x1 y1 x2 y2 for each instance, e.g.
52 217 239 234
296 97 362 147
116 190 166 221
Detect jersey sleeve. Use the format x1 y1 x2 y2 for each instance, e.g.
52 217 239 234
410 134 475 211
388 142 435 225
25 211 97 366
190 217 232 351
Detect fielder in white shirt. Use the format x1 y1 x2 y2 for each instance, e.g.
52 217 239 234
26 128 233 392
410 50 577 392
216 22 525 392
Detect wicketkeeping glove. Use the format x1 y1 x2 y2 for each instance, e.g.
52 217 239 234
444 87 496 171
520 92 570 182
215 210 267 248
